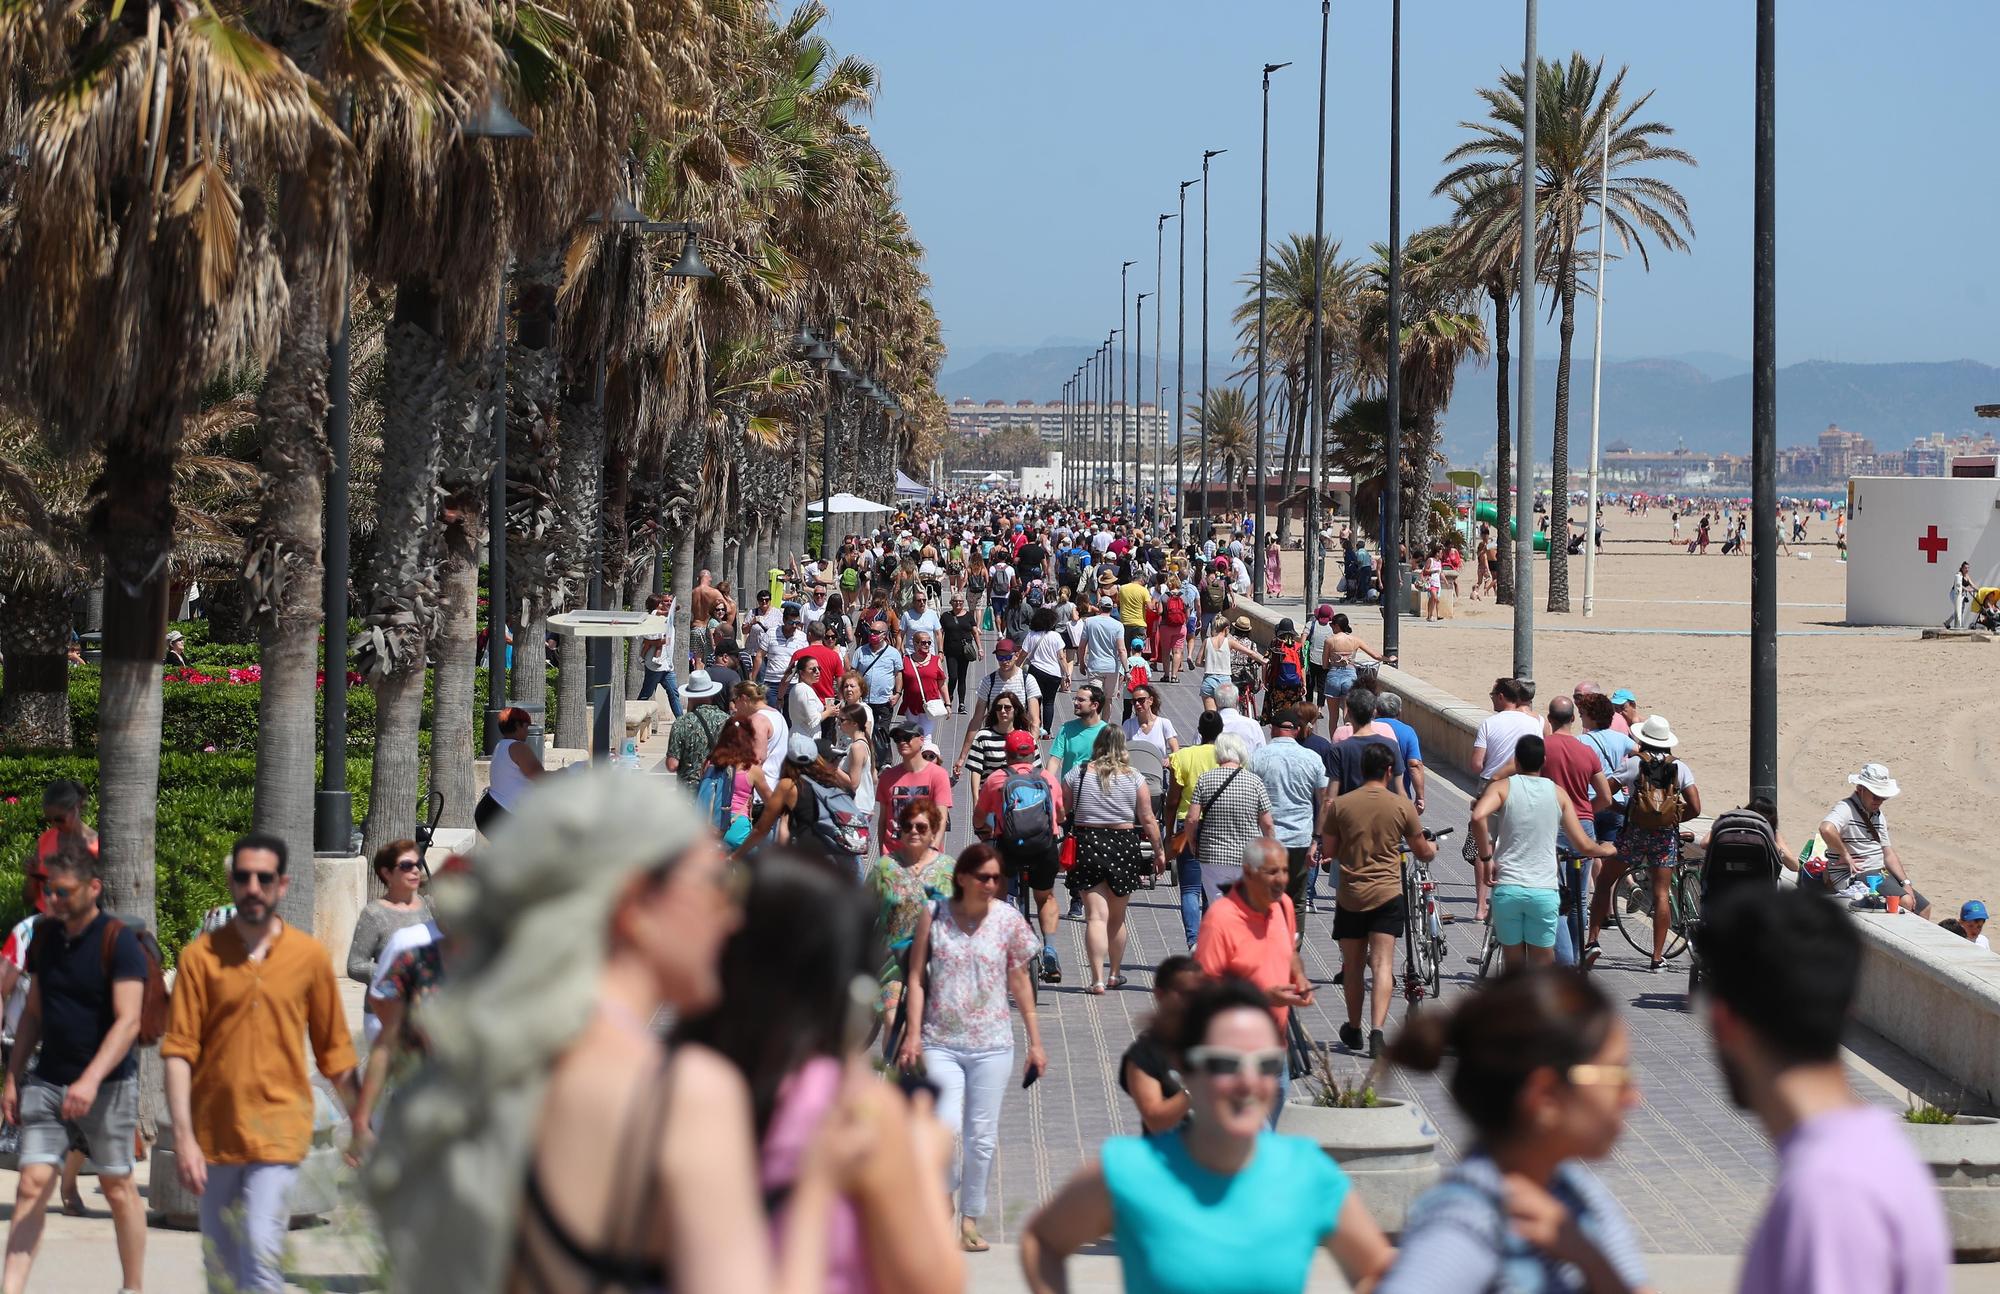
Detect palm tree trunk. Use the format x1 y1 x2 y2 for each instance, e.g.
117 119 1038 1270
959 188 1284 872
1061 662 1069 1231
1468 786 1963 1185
0 584 76 747
1546 240 1577 614
360 281 447 857
430 345 495 828
247 276 330 922
1490 278 1515 606
506 255 562 727
551 382 602 751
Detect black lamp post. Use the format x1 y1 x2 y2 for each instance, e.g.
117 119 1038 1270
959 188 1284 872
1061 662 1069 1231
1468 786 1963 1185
1383 0 1404 664
1155 213 1171 527
1199 148 1225 541
1176 179 1193 539
1513 0 1538 682
1136 291 1151 508
797 326 836 556
1306 0 1330 605
1750 0 1777 805
1104 333 1118 510
1120 261 1135 514
1255 63 1290 596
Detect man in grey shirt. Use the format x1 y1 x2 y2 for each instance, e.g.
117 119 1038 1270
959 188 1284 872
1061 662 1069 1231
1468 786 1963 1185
1251 707 1330 912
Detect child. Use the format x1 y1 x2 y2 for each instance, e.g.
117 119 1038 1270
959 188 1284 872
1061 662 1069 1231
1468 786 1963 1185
1123 635 1151 722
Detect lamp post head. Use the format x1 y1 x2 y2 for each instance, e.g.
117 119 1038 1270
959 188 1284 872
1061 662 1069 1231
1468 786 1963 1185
460 88 533 140
1264 61 1292 75
1181 179 1197 193
666 232 714 279
1204 149 1227 160
582 194 646 225
1158 213 1174 226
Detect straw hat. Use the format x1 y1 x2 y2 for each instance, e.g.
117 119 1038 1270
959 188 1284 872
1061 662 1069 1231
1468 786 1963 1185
1633 714 1678 749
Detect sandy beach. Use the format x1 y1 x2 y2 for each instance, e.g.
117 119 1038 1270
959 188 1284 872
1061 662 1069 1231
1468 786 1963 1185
1304 507 1999 924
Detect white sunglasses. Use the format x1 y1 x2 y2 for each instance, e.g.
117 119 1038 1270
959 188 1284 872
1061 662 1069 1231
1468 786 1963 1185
1183 1046 1287 1079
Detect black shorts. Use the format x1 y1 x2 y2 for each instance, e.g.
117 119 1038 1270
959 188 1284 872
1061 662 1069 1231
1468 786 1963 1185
1332 895 1406 942
1002 841 1062 894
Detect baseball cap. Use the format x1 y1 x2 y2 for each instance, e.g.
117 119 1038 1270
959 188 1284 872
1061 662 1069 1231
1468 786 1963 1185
1961 900 1989 922
1129 634 1146 648
1609 688 1636 705
995 637 1019 657
786 733 822 765
1271 707 1303 732
1004 730 1037 758
889 718 924 740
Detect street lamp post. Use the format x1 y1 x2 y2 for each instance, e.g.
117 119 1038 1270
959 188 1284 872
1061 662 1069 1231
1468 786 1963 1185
1307 0 1330 606
1513 0 1538 684
1750 0 1777 805
1200 148 1225 542
1154 212 1171 527
1383 0 1404 665
1136 291 1151 508
1121 261 1135 515
1104 334 1118 510
1255 62 1290 596
1083 353 1095 506
1176 179 1194 540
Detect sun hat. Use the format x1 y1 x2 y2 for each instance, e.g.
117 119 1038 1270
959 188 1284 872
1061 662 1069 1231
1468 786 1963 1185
920 738 942 761
1276 617 1296 635
1847 762 1900 798
1961 900 1989 922
1233 615 1252 631
1609 687 1637 706
1004 730 1037 758
1633 714 1679 749
680 670 721 700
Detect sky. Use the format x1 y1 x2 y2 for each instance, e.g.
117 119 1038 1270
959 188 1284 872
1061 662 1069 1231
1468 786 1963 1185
819 0 2000 377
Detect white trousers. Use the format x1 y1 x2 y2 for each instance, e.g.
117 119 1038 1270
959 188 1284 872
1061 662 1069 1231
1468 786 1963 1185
924 1044 1012 1219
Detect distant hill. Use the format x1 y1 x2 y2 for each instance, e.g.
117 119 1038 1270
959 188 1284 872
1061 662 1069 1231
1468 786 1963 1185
941 347 2000 457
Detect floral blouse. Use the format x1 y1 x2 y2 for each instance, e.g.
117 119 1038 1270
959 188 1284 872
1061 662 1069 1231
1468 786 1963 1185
920 902 1040 1053
868 852 955 987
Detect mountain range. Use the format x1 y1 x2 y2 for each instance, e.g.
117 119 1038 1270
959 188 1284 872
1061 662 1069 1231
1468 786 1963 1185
938 345 1999 460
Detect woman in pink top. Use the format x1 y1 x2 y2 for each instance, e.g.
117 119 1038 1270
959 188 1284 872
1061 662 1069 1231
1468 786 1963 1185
675 855 962 1294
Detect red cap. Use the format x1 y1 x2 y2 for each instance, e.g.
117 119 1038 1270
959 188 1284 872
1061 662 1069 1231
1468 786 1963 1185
1004 730 1037 758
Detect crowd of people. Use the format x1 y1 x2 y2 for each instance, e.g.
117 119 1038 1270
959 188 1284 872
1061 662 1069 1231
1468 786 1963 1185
0 490 1974 1294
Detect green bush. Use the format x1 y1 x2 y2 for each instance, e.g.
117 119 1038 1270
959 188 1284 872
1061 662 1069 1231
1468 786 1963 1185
67 667 381 753
0 751 373 963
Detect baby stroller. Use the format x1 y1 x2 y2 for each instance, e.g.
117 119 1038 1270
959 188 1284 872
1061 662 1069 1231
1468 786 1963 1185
1685 808 1787 996
1127 743 1168 890
1974 588 2000 633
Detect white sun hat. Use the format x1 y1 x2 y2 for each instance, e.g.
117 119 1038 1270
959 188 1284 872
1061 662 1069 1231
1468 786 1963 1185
1847 762 1900 798
1633 714 1679 749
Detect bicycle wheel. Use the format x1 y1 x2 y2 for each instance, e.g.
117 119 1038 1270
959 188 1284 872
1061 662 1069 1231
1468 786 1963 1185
1660 867 1702 961
1613 873 1656 958
1477 919 1502 980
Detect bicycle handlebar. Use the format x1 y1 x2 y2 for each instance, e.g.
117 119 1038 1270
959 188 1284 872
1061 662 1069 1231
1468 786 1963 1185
1422 827 1455 842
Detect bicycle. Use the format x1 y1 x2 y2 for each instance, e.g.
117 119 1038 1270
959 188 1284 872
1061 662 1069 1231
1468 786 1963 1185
1398 827 1454 1010
1607 832 1703 963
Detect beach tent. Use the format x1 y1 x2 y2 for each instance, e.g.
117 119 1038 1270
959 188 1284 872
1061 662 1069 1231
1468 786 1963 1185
895 469 932 500
806 492 892 515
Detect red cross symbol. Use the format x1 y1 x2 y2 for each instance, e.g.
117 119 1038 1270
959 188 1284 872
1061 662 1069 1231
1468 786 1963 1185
1917 525 1949 563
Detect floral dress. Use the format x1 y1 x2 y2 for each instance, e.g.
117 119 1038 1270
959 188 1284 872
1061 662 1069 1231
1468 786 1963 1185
920 902 1041 1054
868 851 955 1009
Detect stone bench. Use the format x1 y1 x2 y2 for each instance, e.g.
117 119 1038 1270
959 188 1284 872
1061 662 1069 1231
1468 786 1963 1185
624 700 658 743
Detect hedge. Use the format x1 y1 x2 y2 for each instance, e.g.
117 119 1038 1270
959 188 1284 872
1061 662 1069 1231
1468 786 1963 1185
0 751 374 963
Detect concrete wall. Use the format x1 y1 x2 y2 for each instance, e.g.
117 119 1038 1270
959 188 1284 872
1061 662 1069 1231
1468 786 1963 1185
310 853 368 975
1853 912 2000 1107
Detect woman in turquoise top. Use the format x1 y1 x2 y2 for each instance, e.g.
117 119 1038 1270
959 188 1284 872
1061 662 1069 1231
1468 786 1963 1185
1018 977 1393 1294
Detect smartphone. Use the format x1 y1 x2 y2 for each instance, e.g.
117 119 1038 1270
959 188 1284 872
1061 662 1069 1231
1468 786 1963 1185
1021 1060 1044 1089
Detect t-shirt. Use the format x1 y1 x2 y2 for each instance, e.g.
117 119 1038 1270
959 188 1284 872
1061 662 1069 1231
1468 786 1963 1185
1331 734 1407 797
1050 719 1108 773
974 667 1033 718
666 703 729 789
1121 716 1178 760
1540 732 1601 823
1735 1106 1950 1294
974 764 1065 842
1219 710 1265 754
900 606 941 655
1118 581 1151 628
1474 710 1545 779
1103 1130 1348 1294
793 644 844 701
1377 717 1424 794
874 763 953 851
1022 629 1065 676
1325 783 1422 911
1 915 39 1037
1064 766 1145 826
27 912 149 1084
1187 766 1272 871
787 682 826 735
1081 614 1126 674
1250 739 1329 849
1194 891 1299 1028
1818 796 1890 876
1166 744 1220 827
1578 727 1637 780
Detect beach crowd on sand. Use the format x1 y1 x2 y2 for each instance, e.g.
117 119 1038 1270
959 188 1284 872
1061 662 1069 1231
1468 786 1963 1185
2 488 1978 1294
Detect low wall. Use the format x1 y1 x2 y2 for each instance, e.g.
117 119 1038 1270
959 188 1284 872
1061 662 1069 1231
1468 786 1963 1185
1377 661 2000 1110
310 852 368 975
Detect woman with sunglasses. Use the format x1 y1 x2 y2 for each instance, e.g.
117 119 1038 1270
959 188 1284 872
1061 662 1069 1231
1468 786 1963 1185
897 844 1047 1254
347 840 435 1041
962 691 1027 788
1378 968 1651 1294
1020 977 1392 1294
787 656 828 742
899 631 949 739
939 591 981 714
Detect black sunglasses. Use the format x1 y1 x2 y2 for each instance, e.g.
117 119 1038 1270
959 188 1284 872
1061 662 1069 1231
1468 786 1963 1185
231 868 280 887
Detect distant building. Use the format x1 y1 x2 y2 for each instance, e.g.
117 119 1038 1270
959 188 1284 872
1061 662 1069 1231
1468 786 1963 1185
948 397 1172 452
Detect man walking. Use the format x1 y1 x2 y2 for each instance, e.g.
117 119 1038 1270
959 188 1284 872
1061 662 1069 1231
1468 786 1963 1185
975 729 1067 982
1078 595 1126 711
2 839 148 1294
662 670 728 790
636 592 682 716
1319 742 1431 1059
1250 708 1329 914
163 832 357 1294
1193 839 1312 1121
852 618 905 767
1536 696 1613 964
1697 888 1951 1294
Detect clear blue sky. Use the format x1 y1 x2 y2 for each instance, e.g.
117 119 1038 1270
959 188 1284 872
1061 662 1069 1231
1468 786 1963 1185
821 0 1999 374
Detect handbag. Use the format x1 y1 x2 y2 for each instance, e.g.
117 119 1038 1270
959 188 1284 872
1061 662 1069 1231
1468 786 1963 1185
915 662 948 717
884 899 947 1064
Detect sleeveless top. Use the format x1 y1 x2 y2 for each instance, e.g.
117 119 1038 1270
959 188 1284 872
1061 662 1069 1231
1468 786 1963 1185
491 739 534 809
1204 635 1232 678
1492 774 1559 889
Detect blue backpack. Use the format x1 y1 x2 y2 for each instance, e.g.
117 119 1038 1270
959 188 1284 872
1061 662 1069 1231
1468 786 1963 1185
695 766 735 833
794 776 868 857
997 767 1057 854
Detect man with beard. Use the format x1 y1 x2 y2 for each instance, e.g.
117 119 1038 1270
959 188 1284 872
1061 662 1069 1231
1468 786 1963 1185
163 833 357 1294
1695 888 1949 1294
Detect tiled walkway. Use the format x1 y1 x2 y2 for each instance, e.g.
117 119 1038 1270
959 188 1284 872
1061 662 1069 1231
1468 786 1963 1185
906 622 1962 1255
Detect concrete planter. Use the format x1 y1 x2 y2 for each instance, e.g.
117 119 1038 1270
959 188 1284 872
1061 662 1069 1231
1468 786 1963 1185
1279 1097 1440 1235
150 1087 346 1230
1902 1113 2000 1262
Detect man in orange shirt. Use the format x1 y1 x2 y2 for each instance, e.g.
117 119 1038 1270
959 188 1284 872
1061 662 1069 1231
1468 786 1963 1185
1193 838 1312 1124
162 832 356 1294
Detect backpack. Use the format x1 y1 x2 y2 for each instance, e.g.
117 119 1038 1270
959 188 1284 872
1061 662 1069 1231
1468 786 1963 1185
695 765 736 833
1626 751 1686 830
1201 573 1229 613
1164 592 1188 626
1062 549 1086 579
1271 640 1304 690
793 776 868 857
32 916 171 1047
996 766 1057 855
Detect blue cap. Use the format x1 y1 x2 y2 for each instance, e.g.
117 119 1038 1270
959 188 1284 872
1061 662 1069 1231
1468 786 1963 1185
1609 688 1636 705
1962 900 1989 922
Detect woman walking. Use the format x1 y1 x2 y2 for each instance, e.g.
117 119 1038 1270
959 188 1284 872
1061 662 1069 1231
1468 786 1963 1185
900 630 949 739
706 717 776 847
870 797 954 1052
347 840 434 1044
1022 607 1069 738
964 691 1030 787
1062 727 1165 993
941 592 981 713
1176 735 1274 906
1264 538 1283 598
1318 613 1381 712
897 844 1048 1254
1020 977 1393 1294
1590 715 1701 973
1381 968 1650 1293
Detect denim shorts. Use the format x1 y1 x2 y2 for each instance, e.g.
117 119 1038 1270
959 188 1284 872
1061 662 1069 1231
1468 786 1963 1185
1201 673 1227 699
1324 665 1357 699
19 1073 139 1175
1490 884 1560 949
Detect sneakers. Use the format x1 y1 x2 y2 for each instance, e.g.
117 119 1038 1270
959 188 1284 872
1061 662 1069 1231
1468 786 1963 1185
1581 941 1602 970
1648 957 1666 974
1040 950 1062 983
1067 899 1084 920
1338 1022 1365 1053
1368 1029 1385 1060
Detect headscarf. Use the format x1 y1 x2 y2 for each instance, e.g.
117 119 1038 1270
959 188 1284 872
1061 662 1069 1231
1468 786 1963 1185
365 766 709 1294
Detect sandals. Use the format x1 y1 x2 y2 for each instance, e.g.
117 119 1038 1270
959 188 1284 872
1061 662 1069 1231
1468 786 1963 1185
60 1189 85 1217
1106 974 1129 991
1087 981 1106 995
960 1223 990 1253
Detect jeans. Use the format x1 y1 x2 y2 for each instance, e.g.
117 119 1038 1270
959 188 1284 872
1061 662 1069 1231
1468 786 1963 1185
199 1160 300 1293
1178 853 1206 948
1554 818 1596 965
925 1044 1012 1219
636 667 683 716
869 701 895 766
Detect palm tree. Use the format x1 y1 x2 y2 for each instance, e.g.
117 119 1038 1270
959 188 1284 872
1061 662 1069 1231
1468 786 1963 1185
1184 387 1256 503
1439 53 1694 612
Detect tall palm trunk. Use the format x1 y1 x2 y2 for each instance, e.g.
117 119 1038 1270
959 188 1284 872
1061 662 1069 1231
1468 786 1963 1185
1546 238 1577 614
360 282 447 857
1489 276 1515 605
551 384 602 751
507 255 562 724
0 584 77 747
247 276 330 921
430 344 495 828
